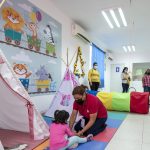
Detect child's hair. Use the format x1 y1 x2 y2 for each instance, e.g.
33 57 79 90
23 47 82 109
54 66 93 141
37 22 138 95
72 84 88 95
54 110 69 124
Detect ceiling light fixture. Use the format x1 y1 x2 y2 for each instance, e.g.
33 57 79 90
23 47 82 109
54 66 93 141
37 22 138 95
127 46 131 52
123 46 127 52
123 45 135 52
110 9 120 28
102 11 114 29
132 45 135 52
118 8 127 27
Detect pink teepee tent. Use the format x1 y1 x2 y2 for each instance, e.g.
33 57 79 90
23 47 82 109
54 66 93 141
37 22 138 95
0 49 49 141
45 67 79 118
0 140 4 150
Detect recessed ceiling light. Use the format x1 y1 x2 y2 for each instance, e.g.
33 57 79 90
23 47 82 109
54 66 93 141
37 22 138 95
127 46 131 52
102 11 114 29
118 8 127 27
110 9 120 28
123 45 135 52
132 45 135 52
102 7 127 29
123 46 127 52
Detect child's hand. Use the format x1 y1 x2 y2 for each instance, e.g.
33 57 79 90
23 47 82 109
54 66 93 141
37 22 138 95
74 132 79 136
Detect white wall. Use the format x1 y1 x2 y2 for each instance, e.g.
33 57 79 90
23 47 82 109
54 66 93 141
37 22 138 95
109 51 150 92
103 58 111 92
28 0 92 112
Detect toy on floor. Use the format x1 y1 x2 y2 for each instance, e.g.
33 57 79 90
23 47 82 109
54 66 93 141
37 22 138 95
91 91 149 114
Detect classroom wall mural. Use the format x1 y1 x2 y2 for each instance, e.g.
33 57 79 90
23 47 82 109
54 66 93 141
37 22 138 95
0 0 62 95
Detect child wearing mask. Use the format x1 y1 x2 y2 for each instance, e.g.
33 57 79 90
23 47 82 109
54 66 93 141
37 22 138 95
88 62 100 91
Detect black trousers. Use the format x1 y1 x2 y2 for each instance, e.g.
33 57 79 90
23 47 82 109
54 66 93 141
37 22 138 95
90 82 100 91
144 86 150 92
74 117 107 136
122 83 129 93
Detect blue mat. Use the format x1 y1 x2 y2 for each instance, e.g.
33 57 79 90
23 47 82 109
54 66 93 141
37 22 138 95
108 111 128 120
75 141 107 150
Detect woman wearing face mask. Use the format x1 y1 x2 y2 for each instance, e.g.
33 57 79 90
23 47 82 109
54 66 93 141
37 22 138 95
88 62 100 91
121 67 131 93
69 85 107 137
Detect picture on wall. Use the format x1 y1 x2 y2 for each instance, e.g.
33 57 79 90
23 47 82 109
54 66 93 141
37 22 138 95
132 62 150 81
0 0 62 95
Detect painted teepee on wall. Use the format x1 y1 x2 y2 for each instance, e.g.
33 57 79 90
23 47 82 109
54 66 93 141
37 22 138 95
0 49 49 140
45 67 79 118
45 49 79 118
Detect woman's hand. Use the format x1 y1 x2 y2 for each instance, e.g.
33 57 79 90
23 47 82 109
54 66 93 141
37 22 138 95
69 110 78 129
80 113 97 134
77 131 83 136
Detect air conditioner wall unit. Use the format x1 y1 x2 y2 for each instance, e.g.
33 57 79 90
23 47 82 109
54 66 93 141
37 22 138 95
106 52 114 61
72 23 91 43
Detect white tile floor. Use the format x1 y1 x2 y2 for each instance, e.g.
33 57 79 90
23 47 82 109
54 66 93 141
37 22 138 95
105 112 150 150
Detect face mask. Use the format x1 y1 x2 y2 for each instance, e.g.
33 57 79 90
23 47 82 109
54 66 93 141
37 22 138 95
94 66 98 69
76 99 84 105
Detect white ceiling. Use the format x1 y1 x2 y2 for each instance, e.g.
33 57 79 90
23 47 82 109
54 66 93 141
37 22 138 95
51 0 150 53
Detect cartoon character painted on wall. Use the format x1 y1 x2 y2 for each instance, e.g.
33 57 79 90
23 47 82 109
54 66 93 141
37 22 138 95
26 8 42 51
43 25 56 56
35 66 52 92
13 63 32 91
26 22 41 51
60 94 71 106
2 7 25 45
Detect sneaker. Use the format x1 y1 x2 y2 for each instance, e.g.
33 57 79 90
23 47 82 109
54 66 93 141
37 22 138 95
86 134 93 141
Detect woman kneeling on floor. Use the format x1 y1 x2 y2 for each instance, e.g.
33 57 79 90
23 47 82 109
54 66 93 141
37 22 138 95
69 85 108 137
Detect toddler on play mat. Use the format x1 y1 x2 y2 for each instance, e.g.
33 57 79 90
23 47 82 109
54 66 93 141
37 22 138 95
49 110 93 150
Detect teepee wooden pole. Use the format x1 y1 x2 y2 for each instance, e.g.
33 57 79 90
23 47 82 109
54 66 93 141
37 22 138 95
0 0 6 8
60 57 67 66
68 48 78 67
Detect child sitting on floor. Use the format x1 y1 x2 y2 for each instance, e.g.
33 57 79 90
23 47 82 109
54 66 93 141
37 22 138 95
50 110 93 150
